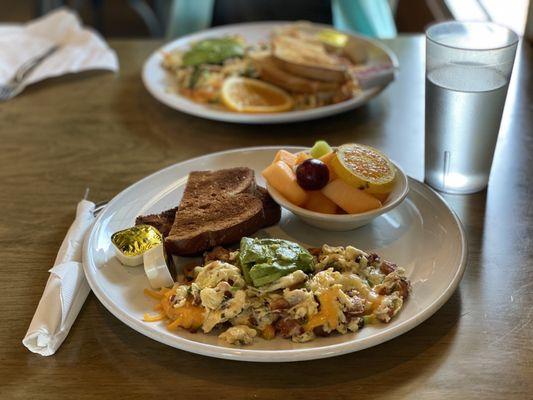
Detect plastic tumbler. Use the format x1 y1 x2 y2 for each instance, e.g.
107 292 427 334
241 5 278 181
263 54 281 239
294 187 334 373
425 21 519 194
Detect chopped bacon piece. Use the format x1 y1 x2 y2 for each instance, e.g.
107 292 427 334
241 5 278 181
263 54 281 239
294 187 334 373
275 318 304 338
203 246 231 264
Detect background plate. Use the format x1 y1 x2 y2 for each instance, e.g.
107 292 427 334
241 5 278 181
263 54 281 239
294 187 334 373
142 22 398 124
83 147 467 362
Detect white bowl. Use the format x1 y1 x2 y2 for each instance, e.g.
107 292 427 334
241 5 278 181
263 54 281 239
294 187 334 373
266 162 409 231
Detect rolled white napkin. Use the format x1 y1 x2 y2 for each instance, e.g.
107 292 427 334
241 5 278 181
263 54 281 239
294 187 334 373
0 8 118 91
23 199 95 356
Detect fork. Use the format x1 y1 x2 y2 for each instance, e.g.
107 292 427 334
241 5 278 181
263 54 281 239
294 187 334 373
0 45 59 101
93 200 108 215
83 188 108 215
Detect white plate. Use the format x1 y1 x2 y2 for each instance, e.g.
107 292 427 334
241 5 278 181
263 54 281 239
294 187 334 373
142 22 398 124
83 147 467 362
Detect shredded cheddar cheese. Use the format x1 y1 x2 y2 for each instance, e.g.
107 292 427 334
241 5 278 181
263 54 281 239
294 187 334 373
166 302 205 331
305 287 341 331
143 313 166 322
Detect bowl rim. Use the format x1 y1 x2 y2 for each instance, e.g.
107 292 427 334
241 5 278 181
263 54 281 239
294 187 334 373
266 160 409 221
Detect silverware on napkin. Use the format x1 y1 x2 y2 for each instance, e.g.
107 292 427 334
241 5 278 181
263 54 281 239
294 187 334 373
0 45 59 101
0 8 119 101
22 189 103 356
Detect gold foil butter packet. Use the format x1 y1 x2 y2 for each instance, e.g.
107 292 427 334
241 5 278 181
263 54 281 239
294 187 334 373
111 225 162 266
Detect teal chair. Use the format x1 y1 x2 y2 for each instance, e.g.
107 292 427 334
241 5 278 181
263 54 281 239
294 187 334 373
331 0 397 38
166 0 397 39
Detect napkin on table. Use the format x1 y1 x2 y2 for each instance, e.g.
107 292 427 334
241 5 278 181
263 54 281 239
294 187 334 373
22 199 95 356
0 8 118 93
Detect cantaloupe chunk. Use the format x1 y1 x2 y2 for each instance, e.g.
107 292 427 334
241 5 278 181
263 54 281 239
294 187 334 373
319 151 337 181
295 151 312 165
321 179 382 214
319 151 334 163
262 161 308 206
371 192 390 203
303 191 338 214
273 149 297 168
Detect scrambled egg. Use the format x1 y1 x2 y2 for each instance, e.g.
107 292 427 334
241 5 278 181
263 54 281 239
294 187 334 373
260 270 308 292
149 245 410 346
218 325 257 345
194 261 245 289
203 290 246 333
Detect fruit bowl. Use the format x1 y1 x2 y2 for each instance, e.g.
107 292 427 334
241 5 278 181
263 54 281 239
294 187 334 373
266 161 409 231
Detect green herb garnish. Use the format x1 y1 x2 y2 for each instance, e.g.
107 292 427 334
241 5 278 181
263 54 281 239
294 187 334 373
182 37 244 67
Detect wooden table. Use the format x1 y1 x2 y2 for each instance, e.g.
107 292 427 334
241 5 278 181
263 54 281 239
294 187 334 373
1 36 531 400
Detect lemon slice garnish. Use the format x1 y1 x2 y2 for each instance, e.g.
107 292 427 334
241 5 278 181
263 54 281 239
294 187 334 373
221 77 294 113
331 143 396 195
318 29 348 48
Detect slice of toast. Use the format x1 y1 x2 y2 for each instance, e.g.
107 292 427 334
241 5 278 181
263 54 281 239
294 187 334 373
135 206 179 237
250 52 341 94
136 168 281 256
179 167 256 208
166 168 274 255
165 191 266 255
135 187 280 253
255 186 282 227
271 35 347 83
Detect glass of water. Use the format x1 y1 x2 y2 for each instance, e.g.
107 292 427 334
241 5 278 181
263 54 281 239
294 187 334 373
424 21 518 194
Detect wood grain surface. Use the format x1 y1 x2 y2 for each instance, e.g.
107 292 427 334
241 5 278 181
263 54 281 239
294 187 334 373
0 37 531 400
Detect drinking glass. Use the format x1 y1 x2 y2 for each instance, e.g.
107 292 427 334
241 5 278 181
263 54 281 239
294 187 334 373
424 21 518 194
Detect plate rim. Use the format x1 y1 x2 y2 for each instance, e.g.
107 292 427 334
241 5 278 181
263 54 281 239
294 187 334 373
82 146 467 362
141 21 399 124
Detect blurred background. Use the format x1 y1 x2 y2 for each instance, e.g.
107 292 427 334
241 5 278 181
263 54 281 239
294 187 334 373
1 0 531 39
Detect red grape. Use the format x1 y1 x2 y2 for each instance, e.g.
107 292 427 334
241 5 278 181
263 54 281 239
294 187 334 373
296 159 329 190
